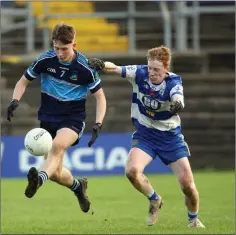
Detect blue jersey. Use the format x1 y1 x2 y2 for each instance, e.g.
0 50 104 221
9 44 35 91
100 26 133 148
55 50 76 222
121 65 185 151
24 49 101 122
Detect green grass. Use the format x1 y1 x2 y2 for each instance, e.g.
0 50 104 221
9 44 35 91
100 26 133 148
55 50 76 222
1 171 235 234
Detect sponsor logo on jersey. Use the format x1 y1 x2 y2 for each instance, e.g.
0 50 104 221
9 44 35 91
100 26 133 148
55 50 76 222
59 67 69 70
142 95 162 111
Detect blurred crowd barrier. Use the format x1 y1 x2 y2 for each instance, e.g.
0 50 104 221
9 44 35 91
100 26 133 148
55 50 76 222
1 134 171 178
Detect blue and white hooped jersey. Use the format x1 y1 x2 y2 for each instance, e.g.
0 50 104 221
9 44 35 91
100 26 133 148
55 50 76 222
24 49 101 122
121 65 184 133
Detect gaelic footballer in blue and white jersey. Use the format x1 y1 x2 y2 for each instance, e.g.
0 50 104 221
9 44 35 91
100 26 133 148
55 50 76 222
121 64 189 163
87 47 205 227
121 65 184 130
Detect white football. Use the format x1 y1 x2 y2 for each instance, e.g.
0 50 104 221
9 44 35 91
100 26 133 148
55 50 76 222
24 128 53 156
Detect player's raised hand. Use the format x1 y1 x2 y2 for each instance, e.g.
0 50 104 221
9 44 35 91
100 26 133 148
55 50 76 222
170 100 184 114
103 62 118 72
88 122 102 147
7 99 19 121
88 58 105 71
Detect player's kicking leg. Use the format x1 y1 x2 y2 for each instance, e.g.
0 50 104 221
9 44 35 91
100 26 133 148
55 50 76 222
25 166 90 212
24 128 90 212
50 167 90 213
125 147 163 226
170 157 205 228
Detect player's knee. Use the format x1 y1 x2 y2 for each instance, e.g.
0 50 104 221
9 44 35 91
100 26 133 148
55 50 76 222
125 166 139 180
51 140 66 155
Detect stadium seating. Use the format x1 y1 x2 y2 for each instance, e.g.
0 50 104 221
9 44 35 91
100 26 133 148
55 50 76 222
15 1 128 53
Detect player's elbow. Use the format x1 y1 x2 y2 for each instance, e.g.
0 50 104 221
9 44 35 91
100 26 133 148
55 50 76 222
18 75 31 87
94 88 106 100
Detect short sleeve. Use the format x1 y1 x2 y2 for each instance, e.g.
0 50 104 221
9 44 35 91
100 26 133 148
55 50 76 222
88 71 102 93
24 54 47 81
121 65 144 85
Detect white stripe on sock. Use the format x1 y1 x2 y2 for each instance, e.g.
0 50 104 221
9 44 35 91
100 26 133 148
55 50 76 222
39 171 48 183
71 179 80 191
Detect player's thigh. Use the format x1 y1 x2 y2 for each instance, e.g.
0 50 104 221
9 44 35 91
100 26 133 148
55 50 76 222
52 128 79 152
126 147 153 173
169 157 194 186
59 121 85 146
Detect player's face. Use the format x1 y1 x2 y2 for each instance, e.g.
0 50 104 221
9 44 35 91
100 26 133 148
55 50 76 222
148 60 168 85
53 40 76 62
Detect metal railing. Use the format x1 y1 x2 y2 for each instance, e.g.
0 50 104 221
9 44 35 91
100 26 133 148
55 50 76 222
1 4 35 53
1 1 235 54
38 1 166 53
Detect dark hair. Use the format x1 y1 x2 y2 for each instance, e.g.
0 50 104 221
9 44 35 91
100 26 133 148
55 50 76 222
52 23 75 44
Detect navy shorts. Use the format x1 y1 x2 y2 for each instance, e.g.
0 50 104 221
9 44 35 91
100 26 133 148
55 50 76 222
131 131 191 166
40 120 85 146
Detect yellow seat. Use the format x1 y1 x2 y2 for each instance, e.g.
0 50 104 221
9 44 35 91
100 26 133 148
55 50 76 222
17 0 129 52
38 18 106 29
75 35 128 45
75 35 128 52
15 1 27 6
74 23 119 35
40 21 119 36
32 2 94 17
77 43 128 53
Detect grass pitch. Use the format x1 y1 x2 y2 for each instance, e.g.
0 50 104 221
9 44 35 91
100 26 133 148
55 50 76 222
1 171 234 234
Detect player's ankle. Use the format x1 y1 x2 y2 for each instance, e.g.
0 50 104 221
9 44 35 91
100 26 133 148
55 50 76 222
188 211 198 221
38 171 49 186
69 178 81 194
147 190 159 200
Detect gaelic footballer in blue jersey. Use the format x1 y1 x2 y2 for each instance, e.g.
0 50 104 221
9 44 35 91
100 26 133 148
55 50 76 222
7 23 107 213
88 46 205 228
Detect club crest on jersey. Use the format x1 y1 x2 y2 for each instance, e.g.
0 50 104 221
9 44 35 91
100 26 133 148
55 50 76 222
150 89 155 96
70 74 78 80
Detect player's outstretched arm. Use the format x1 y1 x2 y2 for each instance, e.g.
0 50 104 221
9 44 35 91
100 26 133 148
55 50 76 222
104 61 122 75
7 75 31 121
88 58 122 75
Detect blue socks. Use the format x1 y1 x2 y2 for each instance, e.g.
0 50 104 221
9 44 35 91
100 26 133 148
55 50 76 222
148 190 159 200
188 211 198 220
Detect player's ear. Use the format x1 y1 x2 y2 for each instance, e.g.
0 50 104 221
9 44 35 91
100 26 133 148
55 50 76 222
72 43 76 48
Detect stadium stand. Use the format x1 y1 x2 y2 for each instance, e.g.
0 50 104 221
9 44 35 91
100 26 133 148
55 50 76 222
12 1 128 52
